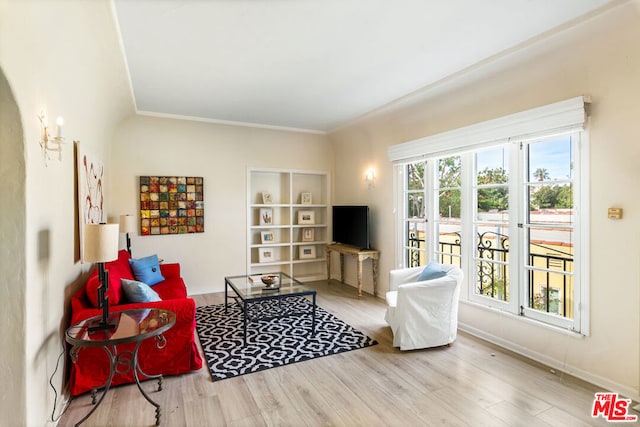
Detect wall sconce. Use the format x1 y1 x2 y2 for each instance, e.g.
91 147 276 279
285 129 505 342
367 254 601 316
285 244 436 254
38 112 66 165
365 168 376 188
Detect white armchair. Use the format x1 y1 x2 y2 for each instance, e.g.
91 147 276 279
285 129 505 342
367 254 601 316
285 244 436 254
385 264 463 350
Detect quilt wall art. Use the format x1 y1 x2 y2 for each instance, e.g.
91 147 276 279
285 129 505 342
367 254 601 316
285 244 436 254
139 176 204 235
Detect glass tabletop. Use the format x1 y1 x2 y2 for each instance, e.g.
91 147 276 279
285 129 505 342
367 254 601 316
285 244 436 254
66 308 176 347
225 272 315 301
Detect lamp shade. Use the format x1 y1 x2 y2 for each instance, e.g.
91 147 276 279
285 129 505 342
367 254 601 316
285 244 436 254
83 223 119 263
119 214 136 233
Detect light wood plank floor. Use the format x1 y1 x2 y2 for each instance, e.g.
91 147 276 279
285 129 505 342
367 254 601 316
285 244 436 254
58 280 614 426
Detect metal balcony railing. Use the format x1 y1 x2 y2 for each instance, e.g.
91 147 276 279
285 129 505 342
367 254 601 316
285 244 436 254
407 231 573 317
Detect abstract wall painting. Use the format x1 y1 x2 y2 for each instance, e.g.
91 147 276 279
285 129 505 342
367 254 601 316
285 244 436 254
139 176 204 235
77 142 105 261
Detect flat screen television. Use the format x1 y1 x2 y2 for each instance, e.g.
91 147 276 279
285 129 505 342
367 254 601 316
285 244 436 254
332 205 370 249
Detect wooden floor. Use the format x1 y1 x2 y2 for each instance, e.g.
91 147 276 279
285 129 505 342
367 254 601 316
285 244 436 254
58 280 613 427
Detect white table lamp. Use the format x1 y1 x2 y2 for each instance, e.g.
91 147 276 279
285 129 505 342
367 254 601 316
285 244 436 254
119 214 136 256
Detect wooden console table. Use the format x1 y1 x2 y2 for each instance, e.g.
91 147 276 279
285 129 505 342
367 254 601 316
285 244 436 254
326 243 379 297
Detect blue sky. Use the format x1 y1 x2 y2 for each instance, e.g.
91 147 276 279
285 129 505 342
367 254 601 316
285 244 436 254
476 135 573 181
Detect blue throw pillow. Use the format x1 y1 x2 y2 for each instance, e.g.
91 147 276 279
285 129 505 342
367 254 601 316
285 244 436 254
121 279 161 303
128 254 164 286
417 261 447 282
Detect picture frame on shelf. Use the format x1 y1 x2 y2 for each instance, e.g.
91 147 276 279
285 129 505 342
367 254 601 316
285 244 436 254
301 192 312 205
297 210 315 225
258 247 275 263
299 245 316 260
260 208 273 225
301 227 315 242
261 192 273 204
261 230 275 244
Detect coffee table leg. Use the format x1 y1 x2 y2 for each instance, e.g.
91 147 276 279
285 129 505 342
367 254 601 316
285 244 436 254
224 280 228 313
243 300 248 346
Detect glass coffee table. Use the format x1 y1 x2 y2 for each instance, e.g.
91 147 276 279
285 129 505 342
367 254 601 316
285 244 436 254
224 272 316 346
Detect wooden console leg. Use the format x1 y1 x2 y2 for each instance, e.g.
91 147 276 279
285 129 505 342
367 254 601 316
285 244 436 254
356 255 363 298
326 248 331 283
372 258 379 297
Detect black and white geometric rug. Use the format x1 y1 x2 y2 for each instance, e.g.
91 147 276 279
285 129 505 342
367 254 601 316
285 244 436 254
195 297 378 381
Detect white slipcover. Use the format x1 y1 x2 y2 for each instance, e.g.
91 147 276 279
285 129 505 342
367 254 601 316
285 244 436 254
385 264 463 350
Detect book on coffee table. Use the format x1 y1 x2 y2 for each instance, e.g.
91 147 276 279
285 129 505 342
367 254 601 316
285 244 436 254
247 275 264 283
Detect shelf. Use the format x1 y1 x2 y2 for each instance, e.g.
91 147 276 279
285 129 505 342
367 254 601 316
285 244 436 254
291 204 328 208
250 243 291 249
250 261 290 268
248 167 330 280
250 225 291 230
251 203 290 208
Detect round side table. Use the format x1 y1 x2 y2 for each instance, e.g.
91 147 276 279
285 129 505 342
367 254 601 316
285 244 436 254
66 308 176 426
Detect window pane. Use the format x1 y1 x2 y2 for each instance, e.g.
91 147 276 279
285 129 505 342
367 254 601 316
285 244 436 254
528 271 573 318
407 163 425 190
407 192 425 218
529 184 573 223
407 220 426 267
528 227 573 273
475 228 510 302
477 147 509 185
476 228 510 260
438 156 461 188
476 260 509 301
477 187 509 214
528 136 573 182
437 225 461 266
439 189 460 222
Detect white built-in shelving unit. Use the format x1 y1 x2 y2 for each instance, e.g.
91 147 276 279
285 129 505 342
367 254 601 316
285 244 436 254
247 168 330 282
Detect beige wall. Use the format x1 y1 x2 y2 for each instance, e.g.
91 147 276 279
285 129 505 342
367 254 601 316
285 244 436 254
2 0 639 424
0 1 134 425
110 115 333 295
330 0 640 399
0 62 26 426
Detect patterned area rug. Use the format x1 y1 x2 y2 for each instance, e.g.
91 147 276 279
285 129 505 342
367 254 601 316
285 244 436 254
195 297 378 381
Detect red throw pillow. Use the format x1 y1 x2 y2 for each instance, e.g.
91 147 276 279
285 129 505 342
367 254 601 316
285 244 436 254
85 264 124 308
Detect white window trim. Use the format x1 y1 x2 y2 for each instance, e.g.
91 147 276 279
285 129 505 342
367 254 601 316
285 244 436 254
388 96 589 163
390 97 590 335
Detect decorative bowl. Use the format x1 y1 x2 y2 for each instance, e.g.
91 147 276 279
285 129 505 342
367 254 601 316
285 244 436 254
261 275 279 287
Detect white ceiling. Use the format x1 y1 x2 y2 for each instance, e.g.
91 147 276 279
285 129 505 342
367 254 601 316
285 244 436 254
113 0 615 133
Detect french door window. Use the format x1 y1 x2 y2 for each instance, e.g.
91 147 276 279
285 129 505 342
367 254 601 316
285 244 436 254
396 131 587 332
523 135 577 327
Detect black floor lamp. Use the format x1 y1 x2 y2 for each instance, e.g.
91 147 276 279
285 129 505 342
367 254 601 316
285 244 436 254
84 223 120 331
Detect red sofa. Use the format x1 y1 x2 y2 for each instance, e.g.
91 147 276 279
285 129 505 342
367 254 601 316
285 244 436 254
69 250 202 396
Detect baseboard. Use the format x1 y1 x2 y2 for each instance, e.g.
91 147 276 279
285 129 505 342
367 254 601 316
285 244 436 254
458 321 640 402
